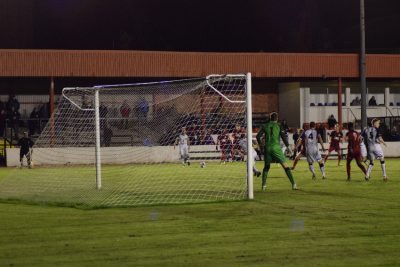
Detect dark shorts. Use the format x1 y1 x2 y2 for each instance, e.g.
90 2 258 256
347 150 361 161
20 150 30 158
328 144 341 153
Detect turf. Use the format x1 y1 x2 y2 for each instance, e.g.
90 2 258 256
0 159 399 266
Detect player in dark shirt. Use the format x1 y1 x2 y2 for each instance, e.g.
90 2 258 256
345 122 367 181
291 129 305 170
232 124 244 161
18 132 34 168
216 129 232 163
324 124 343 166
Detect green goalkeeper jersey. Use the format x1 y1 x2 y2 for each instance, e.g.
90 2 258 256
257 121 289 149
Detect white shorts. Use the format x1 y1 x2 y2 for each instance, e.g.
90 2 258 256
360 142 367 158
179 144 189 158
306 145 322 164
367 143 384 161
252 148 258 161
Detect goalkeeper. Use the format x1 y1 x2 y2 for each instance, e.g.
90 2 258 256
256 112 297 190
18 131 34 168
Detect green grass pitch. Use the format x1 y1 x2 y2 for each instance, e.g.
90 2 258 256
0 159 399 266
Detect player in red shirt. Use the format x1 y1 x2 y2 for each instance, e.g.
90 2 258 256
291 129 305 170
324 124 343 166
216 128 232 163
345 122 367 181
232 124 244 161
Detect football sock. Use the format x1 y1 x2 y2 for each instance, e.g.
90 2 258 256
262 164 270 186
346 160 351 178
284 167 295 185
356 160 367 174
319 162 325 175
366 163 374 178
292 158 299 169
309 164 316 176
380 160 387 177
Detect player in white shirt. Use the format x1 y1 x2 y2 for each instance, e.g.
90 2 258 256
175 127 191 166
238 136 261 177
304 121 326 179
362 118 387 181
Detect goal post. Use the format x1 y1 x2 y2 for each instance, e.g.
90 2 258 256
0 74 254 207
246 73 254 200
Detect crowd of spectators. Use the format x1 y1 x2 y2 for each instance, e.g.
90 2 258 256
0 94 50 140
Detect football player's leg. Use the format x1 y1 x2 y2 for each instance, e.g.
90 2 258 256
306 153 316 178
262 153 272 189
26 151 31 168
355 157 367 175
316 152 326 178
273 148 296 187
19 150 24 168
375 145 387 179
252 150 260 176
184 146 190 165
346 157 352 180
179 146 185 164
220 149 226 162
365 151 375 179
281 161 295 187
324 150 329 162
291 152 302 170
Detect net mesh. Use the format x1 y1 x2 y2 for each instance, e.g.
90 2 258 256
0 75 250 207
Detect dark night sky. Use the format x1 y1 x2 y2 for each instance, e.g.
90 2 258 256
1 0 400 53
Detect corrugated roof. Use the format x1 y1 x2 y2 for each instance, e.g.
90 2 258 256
1 49 399 78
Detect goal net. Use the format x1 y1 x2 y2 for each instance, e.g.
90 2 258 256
0 74 253 207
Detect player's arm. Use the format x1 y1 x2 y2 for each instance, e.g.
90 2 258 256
378 136 387 146
295 137 302 150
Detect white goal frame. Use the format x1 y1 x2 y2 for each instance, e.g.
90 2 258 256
62 73 254 200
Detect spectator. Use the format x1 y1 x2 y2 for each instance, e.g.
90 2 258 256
390 126 400 141
0 109 6 137
202 128 215 145
187 123 200 145
0 99 5 111
99 102 108 129
18 131 34 168
6 94 20 113
281 119 290 133
327 114 337 129
120 100 131 129
103 125 113 147
39 102 49 118
28 107 40 136
8 106 21 140
138 98 149 123
368 96 377 106
350 96 361 106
